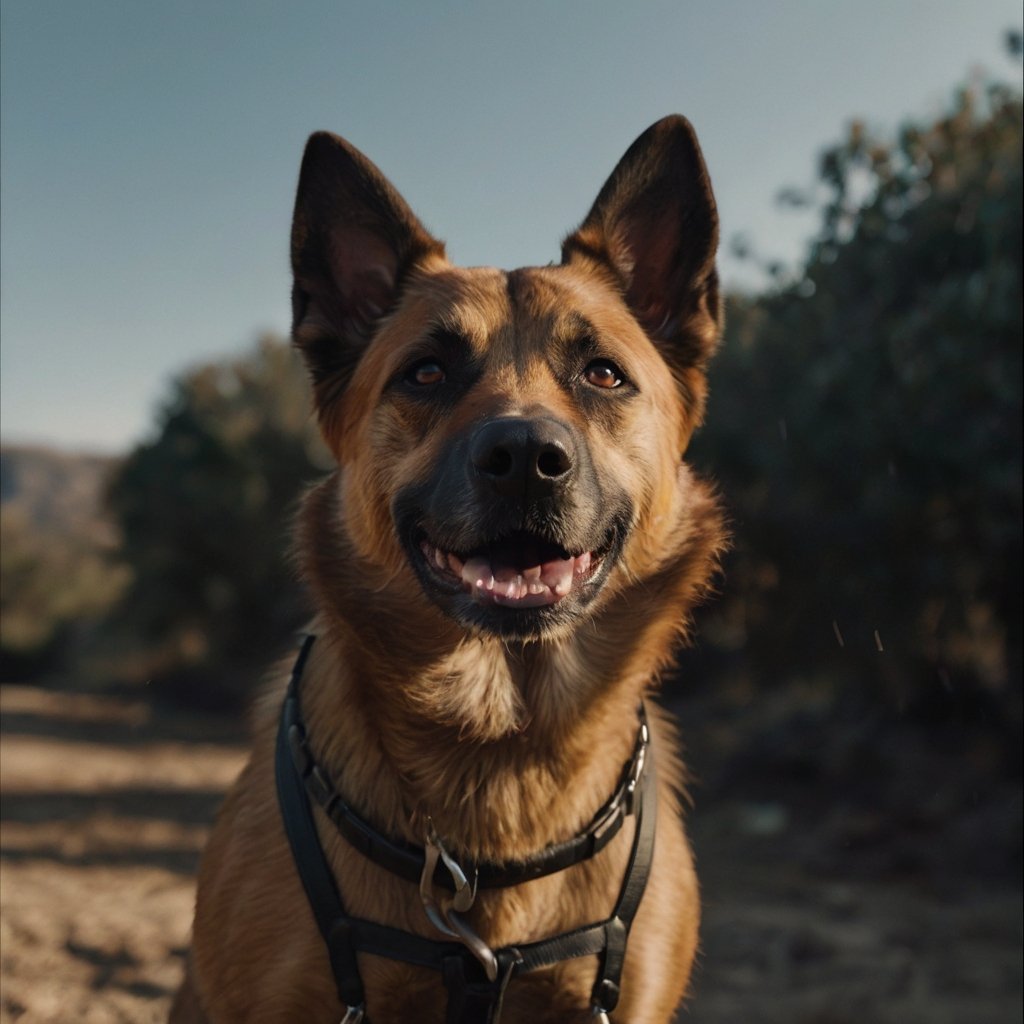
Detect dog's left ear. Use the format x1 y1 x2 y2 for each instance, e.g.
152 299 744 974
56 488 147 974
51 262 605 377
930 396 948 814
562 116 721 374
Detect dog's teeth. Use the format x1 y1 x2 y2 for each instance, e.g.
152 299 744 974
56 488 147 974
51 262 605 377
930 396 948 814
462 557 492 590
459 555 583 605
493 567 518 596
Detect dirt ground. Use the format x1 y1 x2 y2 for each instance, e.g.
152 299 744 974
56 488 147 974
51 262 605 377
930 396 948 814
1 681 1020 1023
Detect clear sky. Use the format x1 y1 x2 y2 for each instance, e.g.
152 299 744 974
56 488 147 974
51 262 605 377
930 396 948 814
2 0 1021 453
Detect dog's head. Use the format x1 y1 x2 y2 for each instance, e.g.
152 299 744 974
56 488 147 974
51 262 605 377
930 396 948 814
291 118 721 647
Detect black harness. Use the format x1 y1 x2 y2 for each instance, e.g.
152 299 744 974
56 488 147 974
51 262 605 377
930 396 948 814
274 636 657 1023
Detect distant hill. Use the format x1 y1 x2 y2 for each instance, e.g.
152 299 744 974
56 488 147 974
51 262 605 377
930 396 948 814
0 444 122 546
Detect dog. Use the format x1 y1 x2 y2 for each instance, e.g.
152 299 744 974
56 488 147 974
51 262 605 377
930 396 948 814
170 115 725 1024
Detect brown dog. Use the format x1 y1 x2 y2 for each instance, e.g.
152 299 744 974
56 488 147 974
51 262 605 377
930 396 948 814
171 116 725 1023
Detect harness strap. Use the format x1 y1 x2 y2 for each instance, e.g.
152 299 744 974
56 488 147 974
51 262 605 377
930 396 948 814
274 636 365 1015
325 912 608 976
286 694 647 893
591 765 657 1013
274 635 659 1022
442 950 519 1024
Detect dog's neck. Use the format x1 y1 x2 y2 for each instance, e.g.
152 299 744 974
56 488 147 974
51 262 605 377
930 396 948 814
291 470 716 862
296 616 648 863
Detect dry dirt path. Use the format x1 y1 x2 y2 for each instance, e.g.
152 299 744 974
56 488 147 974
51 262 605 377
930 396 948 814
1 685 245 1023
1 683 1019 1023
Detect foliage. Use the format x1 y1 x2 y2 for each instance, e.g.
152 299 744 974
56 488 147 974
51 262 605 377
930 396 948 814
0 508 128 679
104 336 330 707
79 59 1022 730
0 449 127 680
689 77 1022 726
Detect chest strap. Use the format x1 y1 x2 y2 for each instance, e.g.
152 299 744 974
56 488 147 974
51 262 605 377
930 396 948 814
284 665 648 894
274 635 657 1023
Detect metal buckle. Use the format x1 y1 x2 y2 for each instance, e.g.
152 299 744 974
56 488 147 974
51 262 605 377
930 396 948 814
624 721 648 813
419 821 498 981
340 1004 365 1024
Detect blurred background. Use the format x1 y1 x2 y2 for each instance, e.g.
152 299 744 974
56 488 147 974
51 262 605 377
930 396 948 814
1 2 1020 1022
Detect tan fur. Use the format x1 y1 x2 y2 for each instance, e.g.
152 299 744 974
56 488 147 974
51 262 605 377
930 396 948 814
172 117 726 1023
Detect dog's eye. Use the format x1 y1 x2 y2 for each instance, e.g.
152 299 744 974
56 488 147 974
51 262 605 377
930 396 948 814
583 360 623 389
408 360 446 386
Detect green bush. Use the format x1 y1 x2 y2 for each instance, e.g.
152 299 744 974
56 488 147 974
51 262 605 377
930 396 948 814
689 79 1022 725
0 450 128 681
105 336 330 708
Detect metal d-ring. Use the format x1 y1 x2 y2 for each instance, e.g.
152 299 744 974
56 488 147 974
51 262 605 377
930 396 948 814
419 821 498 981
340 1003 365 1024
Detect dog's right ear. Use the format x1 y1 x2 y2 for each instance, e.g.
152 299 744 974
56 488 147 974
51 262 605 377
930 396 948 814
290 132 445 402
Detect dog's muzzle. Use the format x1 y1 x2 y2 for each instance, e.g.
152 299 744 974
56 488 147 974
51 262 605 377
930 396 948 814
395 413 631 636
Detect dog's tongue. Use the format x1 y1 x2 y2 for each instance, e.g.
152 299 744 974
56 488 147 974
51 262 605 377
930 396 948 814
458 542 592 607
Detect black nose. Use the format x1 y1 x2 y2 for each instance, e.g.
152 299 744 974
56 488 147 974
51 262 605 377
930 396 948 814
470 417 576 498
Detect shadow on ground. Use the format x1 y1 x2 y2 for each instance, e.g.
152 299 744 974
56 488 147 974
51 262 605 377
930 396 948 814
1 680 1020 1023
0 685 245 1023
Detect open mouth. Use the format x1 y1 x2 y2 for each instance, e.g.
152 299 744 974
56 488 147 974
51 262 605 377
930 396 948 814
416 530 610 609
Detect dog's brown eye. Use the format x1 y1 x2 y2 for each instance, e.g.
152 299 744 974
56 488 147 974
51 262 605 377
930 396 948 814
584 360 623 389
409 361 446 386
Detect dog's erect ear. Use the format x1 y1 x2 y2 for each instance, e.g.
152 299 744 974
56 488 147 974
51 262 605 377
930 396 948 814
290 132 445 393
562 116 721 373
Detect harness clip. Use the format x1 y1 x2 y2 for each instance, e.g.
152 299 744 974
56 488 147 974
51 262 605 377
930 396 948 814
420 822 498 981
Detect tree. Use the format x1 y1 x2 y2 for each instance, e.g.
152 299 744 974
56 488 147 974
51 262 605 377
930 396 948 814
105 336 330 707
689 75 1022 726
0 448 126 680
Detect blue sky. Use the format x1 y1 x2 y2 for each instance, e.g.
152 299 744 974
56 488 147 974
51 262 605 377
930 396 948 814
2 0 1021 452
